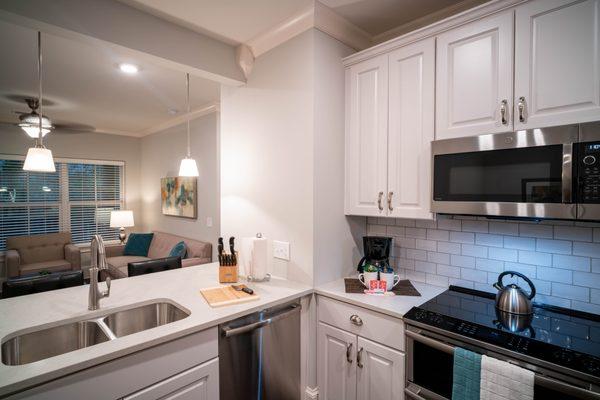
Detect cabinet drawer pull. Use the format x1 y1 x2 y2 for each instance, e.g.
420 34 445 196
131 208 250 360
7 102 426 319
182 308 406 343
500 99 508 125
357 347 364 368
346 342 353 363
387 191 394 212
377 191 384 212
518 96 526 123
350 314 363 326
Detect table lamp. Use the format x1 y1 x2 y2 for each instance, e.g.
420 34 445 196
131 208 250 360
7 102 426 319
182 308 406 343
110 210 134 244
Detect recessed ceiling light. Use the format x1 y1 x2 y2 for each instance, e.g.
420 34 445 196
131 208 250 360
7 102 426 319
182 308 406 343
118 63 139 74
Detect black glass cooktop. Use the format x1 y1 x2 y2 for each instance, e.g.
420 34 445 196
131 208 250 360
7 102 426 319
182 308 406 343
404 286 600 378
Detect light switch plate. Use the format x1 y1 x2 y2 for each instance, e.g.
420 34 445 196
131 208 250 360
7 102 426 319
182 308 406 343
206 217 213 227
273 240 290 261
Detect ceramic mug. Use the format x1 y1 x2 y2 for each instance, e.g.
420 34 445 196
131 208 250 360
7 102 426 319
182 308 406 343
358 271 379 288
379 271 400 291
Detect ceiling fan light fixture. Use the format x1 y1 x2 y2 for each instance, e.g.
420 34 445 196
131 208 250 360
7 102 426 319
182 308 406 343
19 113 53 138
23 145 56 172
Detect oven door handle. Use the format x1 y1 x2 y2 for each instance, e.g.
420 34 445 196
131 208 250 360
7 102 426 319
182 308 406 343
562 143 573 203
406 331 600 400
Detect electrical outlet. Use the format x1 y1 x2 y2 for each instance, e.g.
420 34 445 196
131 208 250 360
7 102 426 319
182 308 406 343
273 240 290 261
206 217 213 227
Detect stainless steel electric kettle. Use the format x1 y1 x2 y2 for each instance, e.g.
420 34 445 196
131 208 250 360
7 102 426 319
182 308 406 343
493 271 536 314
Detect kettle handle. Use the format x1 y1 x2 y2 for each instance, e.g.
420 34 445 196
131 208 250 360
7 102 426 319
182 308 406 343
496 271 536 300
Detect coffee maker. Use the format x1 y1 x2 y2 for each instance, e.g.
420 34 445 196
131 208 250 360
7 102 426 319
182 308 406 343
357 236 392 273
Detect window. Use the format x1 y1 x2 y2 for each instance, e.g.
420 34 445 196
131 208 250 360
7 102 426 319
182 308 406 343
0 157 124 250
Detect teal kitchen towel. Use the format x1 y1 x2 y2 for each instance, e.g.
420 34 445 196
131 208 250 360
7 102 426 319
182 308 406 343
452 347 481 400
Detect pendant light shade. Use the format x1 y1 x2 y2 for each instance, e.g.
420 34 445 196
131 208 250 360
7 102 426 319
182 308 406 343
178 73 199 177
23 31 55 172
23 146 56 172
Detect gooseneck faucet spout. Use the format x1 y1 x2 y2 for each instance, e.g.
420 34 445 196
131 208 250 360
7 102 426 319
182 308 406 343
89 234 111 310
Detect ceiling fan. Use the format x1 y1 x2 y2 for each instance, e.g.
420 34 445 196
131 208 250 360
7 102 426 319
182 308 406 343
8 96 95 135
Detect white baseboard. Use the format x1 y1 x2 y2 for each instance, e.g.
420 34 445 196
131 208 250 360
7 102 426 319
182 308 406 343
305 386 319 400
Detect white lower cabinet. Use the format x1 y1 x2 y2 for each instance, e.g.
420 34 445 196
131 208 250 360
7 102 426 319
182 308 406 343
123 357 219 400
317 297 405 400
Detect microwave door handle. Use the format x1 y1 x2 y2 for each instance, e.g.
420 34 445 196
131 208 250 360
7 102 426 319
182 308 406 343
562 143 573 203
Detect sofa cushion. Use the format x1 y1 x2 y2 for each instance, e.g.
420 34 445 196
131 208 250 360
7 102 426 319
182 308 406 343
19 259 72 276
169 241 187 259
107 256 149 269
148 231 211 260
7 232 71 265
123 233 154 256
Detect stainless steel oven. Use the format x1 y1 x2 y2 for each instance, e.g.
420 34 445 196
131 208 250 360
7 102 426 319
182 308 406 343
404 325 600 400
431 122 600 220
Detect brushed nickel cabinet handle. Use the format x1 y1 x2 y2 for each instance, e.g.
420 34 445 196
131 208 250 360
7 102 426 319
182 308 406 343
500 99 508 125
518 96 526 123
346 342 353 363
387 191 394 212
357 347 364 368
377 191 384 212
350 314 363 326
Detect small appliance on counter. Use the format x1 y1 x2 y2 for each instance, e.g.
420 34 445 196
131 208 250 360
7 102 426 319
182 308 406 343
493 270 536 314
218 236 238 283
356 236 392 273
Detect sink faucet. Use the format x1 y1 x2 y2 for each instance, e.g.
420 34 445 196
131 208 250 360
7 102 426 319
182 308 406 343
89 234 111 310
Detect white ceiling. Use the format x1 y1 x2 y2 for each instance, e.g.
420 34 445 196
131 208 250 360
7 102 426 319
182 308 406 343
118 0 313 45
0 19 220 136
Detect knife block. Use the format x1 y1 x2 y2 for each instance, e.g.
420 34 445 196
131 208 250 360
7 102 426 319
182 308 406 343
219 252 238 283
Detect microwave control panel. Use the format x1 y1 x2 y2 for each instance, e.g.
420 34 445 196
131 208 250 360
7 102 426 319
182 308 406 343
579 142 600 203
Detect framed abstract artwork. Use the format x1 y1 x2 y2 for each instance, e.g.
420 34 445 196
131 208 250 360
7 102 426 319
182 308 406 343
160 177 197 219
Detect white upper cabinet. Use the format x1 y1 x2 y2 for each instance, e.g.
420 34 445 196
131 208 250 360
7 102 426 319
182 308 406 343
387 38 435 220
345 55 389 216
514 0 600 129
436 10 514 139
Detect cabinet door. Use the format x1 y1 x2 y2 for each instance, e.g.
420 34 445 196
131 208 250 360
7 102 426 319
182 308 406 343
123 358 219 400
515 0 600 129
436 11 514 139
345 55 389 216
318 322 357 400
387 38 435 220
356 337 405 400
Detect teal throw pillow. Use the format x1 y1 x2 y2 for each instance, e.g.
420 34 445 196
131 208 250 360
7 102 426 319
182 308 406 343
169 241 187 259
123 233 154 256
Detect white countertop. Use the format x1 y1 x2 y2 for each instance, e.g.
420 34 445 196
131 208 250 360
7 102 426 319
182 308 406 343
0 263 312 397
315 278 446 319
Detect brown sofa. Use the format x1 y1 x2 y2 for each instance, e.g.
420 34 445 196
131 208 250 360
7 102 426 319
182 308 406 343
5 232 81 278
105 231 212 279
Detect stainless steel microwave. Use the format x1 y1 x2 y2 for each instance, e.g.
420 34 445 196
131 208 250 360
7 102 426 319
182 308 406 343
431 122 600 221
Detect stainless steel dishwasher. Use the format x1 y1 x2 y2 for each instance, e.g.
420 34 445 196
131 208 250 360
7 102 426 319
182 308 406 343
219 302 301 400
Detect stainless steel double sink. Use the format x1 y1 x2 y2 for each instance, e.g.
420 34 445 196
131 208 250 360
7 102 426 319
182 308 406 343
1 301 190 366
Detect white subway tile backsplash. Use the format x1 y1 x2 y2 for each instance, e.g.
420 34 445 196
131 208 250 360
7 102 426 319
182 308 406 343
554 226 593 242
518 250 552 266
552 283 589 302
416 239 436 251
537 267 572 284
437 241 461 255
462 244 488 258
573 242 600 258
450 231 475 244
536 239 572 255
519 223 553 239
552 254 590 272
504 236 536 251
488 247 518 262
462 220 489 233
451 254 476 268
428 251 450 265
489 221 519 236
368 217 600 314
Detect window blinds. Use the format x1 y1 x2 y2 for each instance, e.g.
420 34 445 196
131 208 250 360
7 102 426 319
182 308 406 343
0 158 124 250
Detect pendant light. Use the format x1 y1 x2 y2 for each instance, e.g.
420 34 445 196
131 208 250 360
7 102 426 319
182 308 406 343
178 73 199 177
23 32 55 173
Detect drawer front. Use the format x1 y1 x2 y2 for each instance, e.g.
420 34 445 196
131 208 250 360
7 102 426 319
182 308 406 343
317 296 404 351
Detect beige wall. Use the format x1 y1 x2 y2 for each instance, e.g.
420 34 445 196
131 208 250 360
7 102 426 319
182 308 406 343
140 113 220 259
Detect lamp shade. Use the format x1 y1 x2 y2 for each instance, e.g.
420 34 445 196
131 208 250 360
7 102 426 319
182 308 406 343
110 210 134 228
23 147 56 172
178 157 199 177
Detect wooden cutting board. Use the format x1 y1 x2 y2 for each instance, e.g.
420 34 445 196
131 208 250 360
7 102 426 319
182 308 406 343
200 285 260 307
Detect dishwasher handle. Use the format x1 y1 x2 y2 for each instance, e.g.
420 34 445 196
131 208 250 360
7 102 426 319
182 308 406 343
221 303 301 337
